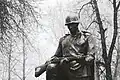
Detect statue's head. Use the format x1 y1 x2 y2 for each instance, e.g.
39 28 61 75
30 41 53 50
65 15 79 35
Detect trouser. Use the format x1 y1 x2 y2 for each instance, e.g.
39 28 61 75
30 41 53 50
68 76 94 80
46 63 57 80
46 62 68 80
46 63 94 80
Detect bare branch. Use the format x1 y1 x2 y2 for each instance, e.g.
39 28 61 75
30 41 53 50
78 1 92 19
86 20 98 30
99 68 106 76
79 22 85 29
108 0 118 63
117 1 120 10
11 70 22 80
93 0 108 62
109 0 113 4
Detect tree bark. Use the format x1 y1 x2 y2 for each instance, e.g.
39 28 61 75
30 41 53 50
105 63 112 80
8 39 12 80
92 0 107 62
113 36 120 80
23 31 25 80
8 48 11 80
92 0 113 80
108 0 118 63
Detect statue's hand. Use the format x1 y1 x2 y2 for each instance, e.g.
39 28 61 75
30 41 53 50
46 56 59 64
60 58 69 65
76 54 85 59
35 67 41 72
85 55 94 62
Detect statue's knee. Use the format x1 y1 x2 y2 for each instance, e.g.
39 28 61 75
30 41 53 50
47 63 57 71
46 64 58 80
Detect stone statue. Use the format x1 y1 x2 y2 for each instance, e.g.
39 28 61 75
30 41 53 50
35 15 96 80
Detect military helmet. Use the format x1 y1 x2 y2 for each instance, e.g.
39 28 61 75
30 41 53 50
65 15 79 25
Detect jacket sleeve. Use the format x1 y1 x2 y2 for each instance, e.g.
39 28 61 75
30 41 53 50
54 38 63 57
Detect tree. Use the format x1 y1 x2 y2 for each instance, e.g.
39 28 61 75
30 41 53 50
75 0 120 80
93 0 119 80
0 0 41 80
113 36 120 80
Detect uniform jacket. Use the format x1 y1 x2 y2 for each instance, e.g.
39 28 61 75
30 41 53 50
54 31 96 78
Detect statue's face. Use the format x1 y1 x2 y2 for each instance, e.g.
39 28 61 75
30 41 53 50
67 23 79 35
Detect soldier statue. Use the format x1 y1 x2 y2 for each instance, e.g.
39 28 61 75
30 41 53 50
35 15 96 80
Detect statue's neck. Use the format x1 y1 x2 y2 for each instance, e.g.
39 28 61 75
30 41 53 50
71 30 80 36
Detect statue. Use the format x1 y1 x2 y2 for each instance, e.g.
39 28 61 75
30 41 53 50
35 15 96 80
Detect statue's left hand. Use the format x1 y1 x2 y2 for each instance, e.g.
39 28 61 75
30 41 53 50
85 55 94 62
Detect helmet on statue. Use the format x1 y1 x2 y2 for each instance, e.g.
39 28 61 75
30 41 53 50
65 15 79 25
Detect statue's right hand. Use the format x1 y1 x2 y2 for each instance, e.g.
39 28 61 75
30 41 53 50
46 56 59 64
60 58 69 65
85 55 94 62
76 54 85 59
35 67 41 72
51 56 59 61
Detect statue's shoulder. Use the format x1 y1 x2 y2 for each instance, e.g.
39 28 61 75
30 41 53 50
81 30 92 38
60 34 70 42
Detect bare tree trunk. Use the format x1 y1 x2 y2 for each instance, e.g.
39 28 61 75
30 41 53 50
8 51 11 80
23 31 25 80
96 65 100 80
113 36 120 80
111 0 119 80
8 39 12 80
92 0 113 80
94 54 100 80
105 64 112 80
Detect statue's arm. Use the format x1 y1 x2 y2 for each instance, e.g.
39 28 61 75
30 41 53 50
86 35 96 62
35 37 65 77
54 38 63 57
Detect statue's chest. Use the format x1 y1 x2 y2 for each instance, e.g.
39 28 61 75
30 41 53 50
62 34 88 48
